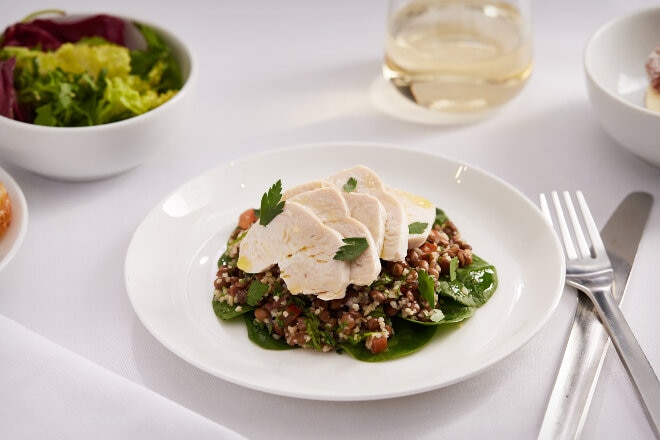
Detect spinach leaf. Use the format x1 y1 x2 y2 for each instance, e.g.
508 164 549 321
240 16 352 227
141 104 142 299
434 207 449 226
243 312 293 350
217 252 232 267
404 297 476 326
436 254 497 307
239 313 438 361
339 317 437 362
437 297 477 322
212 297 254 320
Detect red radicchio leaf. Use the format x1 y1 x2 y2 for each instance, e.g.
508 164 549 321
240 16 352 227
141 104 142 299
1 14 126 50
0 57 26 121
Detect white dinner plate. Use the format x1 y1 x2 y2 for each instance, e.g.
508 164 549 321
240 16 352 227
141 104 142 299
125 142 565 401
0 166 28 272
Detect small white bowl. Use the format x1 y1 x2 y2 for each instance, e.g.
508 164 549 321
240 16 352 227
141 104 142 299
584 7 660 167
0 14 195 181
0 166 27 272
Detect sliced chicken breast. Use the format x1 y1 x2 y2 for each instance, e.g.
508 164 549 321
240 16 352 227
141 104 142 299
388 187 436 249
289 187 381 286
282 181 326 200
342 192 386 261
285 180 387 261
237 201 350 300
326 165 408 261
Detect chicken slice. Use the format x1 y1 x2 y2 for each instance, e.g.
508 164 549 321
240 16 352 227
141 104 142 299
342 192 386 261
237 201 350 300
325 165 408 261
289 187 381 286
282 181 326 200
388 187 436 249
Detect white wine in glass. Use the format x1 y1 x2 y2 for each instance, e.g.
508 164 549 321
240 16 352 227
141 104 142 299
384 0 533 114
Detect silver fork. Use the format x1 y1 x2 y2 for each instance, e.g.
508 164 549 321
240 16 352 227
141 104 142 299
540 191 660 437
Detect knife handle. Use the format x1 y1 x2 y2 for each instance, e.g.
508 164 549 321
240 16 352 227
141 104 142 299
538 294 611 440
583 284 660 438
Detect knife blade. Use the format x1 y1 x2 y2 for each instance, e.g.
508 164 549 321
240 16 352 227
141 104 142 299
538 192 653 440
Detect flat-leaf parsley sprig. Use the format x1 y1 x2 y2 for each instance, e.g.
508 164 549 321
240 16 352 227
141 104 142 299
408 222 428 234
259 180 285 226
342 177 357 193
334 237 369 261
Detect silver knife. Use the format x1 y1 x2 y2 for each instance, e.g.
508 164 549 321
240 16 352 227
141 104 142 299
538 192 654 440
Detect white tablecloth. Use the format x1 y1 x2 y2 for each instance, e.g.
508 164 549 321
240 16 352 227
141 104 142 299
1 1 659 439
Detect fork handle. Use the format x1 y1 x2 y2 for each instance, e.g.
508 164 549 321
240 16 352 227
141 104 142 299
579 284 660 438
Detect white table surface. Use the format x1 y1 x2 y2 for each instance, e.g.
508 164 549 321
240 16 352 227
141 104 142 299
1 0 659 438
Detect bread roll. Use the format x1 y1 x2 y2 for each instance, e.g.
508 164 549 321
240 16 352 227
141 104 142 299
0 181 12 238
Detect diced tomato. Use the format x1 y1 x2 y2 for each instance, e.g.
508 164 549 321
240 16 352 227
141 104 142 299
284 304 302 325
368 335 388 354
286 304 302 319
238 208 258 229
420 242 438 253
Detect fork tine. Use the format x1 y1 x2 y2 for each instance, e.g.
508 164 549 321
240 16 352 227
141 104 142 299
563 191 592 259
539 193 552 226
551 191 578 260
576 190 607 256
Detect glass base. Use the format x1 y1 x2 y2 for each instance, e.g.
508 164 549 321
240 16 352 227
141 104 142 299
369 76 501 125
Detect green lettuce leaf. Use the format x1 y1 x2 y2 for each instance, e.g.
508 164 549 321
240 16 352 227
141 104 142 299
0 22 181 127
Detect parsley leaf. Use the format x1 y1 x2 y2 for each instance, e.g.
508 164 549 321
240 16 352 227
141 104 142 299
334 237 369 261
449 257 459 281
305 313 323 350
408 222 428 234
246 280 269 306
342 177 357 193
417 269 436 309
259 180 285 226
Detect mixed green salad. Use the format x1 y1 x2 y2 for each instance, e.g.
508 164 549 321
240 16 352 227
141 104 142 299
0 11 182 126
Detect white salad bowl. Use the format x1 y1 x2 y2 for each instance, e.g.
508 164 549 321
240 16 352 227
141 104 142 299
584 7 660 168
0 14 195 181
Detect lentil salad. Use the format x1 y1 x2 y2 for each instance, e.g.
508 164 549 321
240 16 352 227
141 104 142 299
212 176 498 362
